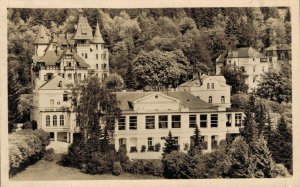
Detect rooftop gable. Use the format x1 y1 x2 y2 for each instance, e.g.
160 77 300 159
92 22 105 44
34 25 50 45
73 13 93 40
39 75 73 90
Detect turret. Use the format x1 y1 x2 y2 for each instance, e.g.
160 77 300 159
92 22 104 44
34 25 49 56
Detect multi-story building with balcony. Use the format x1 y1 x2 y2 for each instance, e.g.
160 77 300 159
31 10 109 142
114 91 244 159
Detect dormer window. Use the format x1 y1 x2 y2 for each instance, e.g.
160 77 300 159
58 81 62 87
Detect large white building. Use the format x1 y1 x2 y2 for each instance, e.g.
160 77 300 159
215 47 270 92
31 10 109 142
114 91 243 159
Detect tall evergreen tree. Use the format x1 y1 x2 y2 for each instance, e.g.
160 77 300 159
163 131 179 156
8 69 21 133
269 116 292 173
188 124 203 156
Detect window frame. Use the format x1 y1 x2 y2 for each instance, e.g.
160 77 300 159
159 115 168 128
46 115 50 126
235 113 242 127
171 115 181 128
221 96 225 104
53 115 57 126
189 114 197 128
200 114 207 128
60 115 64 126
129 116 137 130
147 137 153 146
118 116 126 130
145 116 155 129
210 114 218 128
208 96 213 104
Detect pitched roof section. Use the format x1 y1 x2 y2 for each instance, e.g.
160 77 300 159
39 75 73 90
92 22 105 44
73 13 93 40
265 44 291 51
36 49 90 68
227 47 266 58
115 91 216 111
34 25 50 45
179 74 229 88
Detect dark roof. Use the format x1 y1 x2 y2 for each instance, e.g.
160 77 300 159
34 25 50 44
92 22 105 44
37 49 90 68
227 47 266 58
115 91 216 111
216 51 227 63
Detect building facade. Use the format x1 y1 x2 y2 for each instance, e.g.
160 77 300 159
31 10 109 142
215 47 270 92
178 74 231 108
114 91 243 159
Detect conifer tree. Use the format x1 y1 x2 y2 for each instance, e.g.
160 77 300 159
163 131 179 156
188 124 203 156
8 69 21 133
269 116 292 173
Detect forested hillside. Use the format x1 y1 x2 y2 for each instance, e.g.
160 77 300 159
7 8 290 124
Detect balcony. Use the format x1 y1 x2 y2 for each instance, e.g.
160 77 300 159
64 66 75 71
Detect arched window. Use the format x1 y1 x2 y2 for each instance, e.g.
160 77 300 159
211 83 214 89
207 83 210 89
53 115 57 126
46 115 50 126
221 96 225 104
50 99 54 107
60 115 64 126
209 96 212 104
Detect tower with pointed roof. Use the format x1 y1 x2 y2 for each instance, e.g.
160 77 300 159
30 9 110 143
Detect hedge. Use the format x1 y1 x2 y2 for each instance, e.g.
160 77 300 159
9 129 50 177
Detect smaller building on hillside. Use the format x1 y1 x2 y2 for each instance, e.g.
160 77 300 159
264 43 291 71
114 91 244 159
178 74 231 108
215 47 269 92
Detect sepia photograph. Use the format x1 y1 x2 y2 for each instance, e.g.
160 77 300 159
1 0 299 186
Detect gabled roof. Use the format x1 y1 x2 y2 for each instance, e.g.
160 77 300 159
179 74 229 88
73 14 93 40
216 51 227 64
39 75 73 90
227 47 266 58
36 49 90 68
34 25 50 45
92 22 104 44
115 91 216 111
265 44 291 51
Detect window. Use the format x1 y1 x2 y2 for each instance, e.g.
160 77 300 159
211 114 218 128
253 58 255 61
159 115 168 128
172 115 181 128
241 66 245 72
58 81 62 87
221 96 225 104
60 115 64 126
268 57 272 62
63 94 68 102
200 114 207 128
103 64 107 69
208 96 212 104
235 113 242 127
226 114 232 127
262 66 265 72
50 99 54 107
201 136 208 150
129 116 137 130
78 73 81 80
53 115 57 126
96 64 98 69
118 116 126 130
68 73 72 80
174 137 179 146
189 115 196 128
85 53 88 59
119 138 126 146
57 101 60 105
103 73 108 80
103 52 107 60
146 116 155 129
211 83 214 89
253 66 256 72
211 135 218 149
84 74 86 79
81 53 84 57
207 83 210 89
96 54 98 60
148 137 153 146
46 115 50 126
96 44 98 50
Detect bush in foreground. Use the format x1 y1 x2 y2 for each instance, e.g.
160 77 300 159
124 159 163 177
9 129 50 177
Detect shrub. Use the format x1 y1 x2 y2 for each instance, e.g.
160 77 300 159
31 120 38 130
112 161 124 176
162 151 194 179
130 146 137 153
154 143 161 152
148 145 154 152
43 148 55 161
141 145 146 152
9 129 50 177
270 163 290 177
124 159 163 177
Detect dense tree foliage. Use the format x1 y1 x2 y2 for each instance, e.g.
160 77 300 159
221 66 249 94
